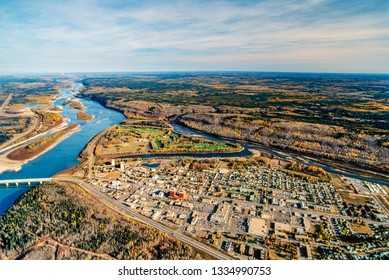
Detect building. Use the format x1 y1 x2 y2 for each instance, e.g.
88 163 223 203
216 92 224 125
177 190 188 200
201 198 213 204
210 202 231 224
247 246 254 256
248 218 268 237
169 187 177 198
191 216 199 225
169 187 189 200
151 210 161 220
239 243 245 254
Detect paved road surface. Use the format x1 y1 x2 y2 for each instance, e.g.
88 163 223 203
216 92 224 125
0 116 39 152
0 94 12 113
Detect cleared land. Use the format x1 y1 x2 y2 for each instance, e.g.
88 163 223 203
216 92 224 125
34 110 63 133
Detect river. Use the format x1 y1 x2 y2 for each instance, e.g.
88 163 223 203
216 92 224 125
0 82 126 215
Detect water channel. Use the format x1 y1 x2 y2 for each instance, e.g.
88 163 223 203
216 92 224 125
0 82 126 214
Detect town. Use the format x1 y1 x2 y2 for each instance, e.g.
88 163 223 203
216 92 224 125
88 156 389 260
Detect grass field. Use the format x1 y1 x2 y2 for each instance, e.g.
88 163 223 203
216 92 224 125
350 223 372 234
339 191 372 204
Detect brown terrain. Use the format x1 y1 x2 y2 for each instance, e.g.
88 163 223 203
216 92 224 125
7 124 79 161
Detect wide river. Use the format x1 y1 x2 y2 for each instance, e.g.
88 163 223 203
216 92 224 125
1 82 388 215
0 82 126 215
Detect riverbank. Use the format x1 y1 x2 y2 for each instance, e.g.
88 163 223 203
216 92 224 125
0 81 127 217
0 93 67 154
0 115 71 155
8 124 79 161
0 124 80 174
172 121 389 185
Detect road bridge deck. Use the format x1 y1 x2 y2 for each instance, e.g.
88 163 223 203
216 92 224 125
0 177 51 187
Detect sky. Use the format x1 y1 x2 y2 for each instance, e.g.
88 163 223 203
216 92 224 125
0 0 388 73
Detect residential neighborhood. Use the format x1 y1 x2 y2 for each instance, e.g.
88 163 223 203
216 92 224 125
89 157 389 260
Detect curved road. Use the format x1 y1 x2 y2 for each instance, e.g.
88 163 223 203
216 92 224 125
0 93 39 152
0 94 12 113
0 116 39 152
55 176 233 260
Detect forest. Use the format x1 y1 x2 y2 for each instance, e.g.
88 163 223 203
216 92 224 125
0 182 205 260
77 73 389 173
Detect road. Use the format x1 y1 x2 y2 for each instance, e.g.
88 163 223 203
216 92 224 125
0 94 12 113
0 93 39 151
0 116 39 152
55 176 234 260
0 94 31 118
84 130 107 179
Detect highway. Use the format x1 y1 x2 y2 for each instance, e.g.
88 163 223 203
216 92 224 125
0 116 39 152
0 94 30 118
0 93 39 152
55 176 234 260
0 94 12 113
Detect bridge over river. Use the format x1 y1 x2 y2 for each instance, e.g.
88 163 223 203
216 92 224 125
0 178 52 188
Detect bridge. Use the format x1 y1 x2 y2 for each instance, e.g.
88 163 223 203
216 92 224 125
0 178 52 188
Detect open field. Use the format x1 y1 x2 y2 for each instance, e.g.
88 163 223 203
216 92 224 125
351 222 372 234
339 191 373 204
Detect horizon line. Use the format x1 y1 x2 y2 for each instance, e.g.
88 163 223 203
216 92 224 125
1 70 389 76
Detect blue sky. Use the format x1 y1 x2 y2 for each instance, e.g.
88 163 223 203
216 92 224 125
0 0 388 73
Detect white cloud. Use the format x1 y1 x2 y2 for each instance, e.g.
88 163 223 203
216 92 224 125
0 0 388 73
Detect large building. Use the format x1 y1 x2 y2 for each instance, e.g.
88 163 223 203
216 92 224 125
248 218 268 237
210 202 231 224
169 187 188 200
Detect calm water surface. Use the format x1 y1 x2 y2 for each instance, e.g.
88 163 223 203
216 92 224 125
0 82 126 215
